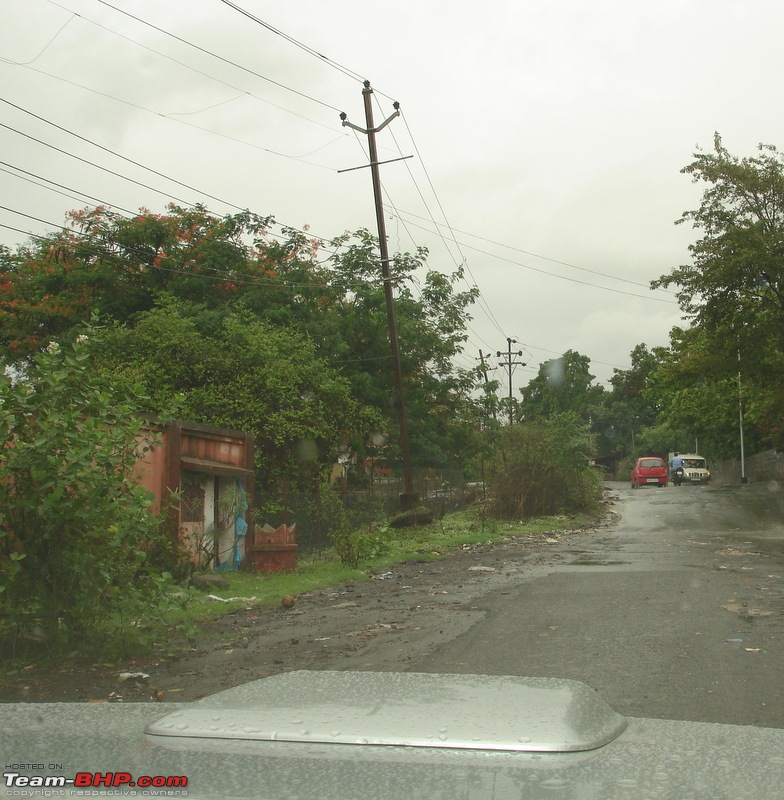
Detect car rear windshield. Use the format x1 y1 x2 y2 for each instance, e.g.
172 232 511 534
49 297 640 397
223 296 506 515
640 459 663 468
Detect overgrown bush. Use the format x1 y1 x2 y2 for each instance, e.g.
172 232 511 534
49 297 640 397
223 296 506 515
490 413 602 519
254 483 391 555
0 331 177 657
329 525 391 568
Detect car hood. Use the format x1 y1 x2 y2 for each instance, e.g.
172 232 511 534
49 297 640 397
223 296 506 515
3 671 784 799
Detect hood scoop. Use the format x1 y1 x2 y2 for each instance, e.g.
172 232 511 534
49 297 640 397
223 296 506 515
146 671 627 753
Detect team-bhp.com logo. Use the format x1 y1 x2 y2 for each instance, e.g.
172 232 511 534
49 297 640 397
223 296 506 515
4 771 188 793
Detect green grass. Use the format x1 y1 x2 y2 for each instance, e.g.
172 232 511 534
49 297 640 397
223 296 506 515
0 506 598 670
171 506 595 627
180 560 367 619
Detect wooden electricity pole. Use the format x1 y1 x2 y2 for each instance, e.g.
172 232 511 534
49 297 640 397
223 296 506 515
340 81 418 509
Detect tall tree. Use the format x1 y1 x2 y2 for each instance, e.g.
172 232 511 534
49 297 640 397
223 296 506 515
520 350 606 425
651 135 784 453
317 230 481 474
653 134 784 344
0 206 483 482
599 343 669 457
92 299 380 494
0 205 277 362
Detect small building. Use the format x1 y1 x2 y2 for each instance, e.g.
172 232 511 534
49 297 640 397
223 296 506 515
134 420 255 571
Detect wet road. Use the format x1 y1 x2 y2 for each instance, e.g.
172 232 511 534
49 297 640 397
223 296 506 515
413 481 784 728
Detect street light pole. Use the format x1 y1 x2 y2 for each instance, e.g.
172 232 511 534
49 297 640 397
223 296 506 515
738 349 747 484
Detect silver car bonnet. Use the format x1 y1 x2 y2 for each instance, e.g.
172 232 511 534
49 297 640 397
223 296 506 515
146 670 627 753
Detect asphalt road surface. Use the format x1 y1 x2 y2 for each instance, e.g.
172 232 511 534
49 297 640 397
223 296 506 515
412 480 784 729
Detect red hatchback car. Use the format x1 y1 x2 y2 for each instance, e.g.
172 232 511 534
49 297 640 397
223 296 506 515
630 456 668 488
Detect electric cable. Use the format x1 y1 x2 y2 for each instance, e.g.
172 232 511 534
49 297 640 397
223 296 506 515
357 91 508 341
11 6 512 352
394 212 677 304
0 106 347 254
218 0 365 84
0 12 75 65
43 0 344 134
8 63 346 166
92 0 343 113
0 98 246 212
0 120 200 208
1 160 138 215
390 205 675 295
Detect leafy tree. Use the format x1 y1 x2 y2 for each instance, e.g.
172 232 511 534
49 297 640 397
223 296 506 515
609 344 663 404
91 299 381 494
599 344 669 457
653 134 784 345
649 135 784 456
1 207 483 487
0 330 171 654
0 205 280 362
520 350 606 425
642 326 766 459
307 229 482 476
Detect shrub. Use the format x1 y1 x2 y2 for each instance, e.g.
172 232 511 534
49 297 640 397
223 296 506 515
490 413 601 519
329 525 391 568
0 331 175 656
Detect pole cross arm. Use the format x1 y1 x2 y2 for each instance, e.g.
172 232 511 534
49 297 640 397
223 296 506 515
340 109 400 135
337 154 413 174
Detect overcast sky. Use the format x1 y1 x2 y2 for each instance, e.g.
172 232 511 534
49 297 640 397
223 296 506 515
2 0 782 390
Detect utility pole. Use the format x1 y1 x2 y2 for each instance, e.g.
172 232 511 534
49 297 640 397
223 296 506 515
738 349 747 484
340 81 418 510
496 338 525 426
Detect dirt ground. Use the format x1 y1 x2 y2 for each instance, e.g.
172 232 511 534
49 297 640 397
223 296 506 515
0 514 614 705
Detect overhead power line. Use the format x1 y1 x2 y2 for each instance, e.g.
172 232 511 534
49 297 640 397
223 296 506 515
1 159 138 215
0 11 75 65
9 61 348 166
1 120 197 207
0 205 66 230
391 206 675 296
0 97 246 212
0 105 352 259
43 0 343 133
0 222 39 239
218 0 365 84
393 211 676 304
92 0 343 113
395 108 508 337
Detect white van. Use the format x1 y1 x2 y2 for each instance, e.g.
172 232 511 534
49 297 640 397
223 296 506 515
669 452 711 484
